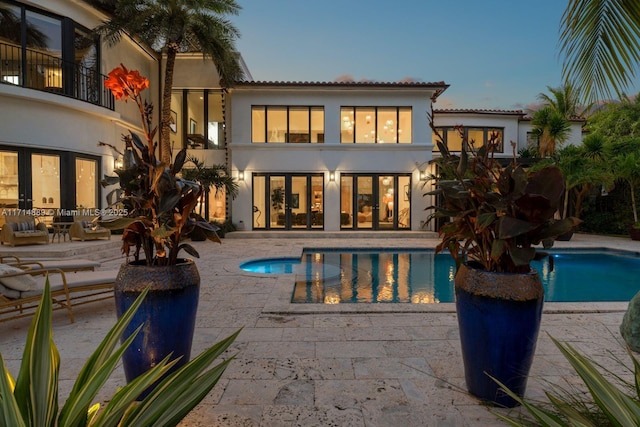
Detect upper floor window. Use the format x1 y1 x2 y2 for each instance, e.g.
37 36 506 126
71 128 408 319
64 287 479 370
433 127 504 152
170 89 225 149
252 106 324 143
0 1 111 108
341 107 412 143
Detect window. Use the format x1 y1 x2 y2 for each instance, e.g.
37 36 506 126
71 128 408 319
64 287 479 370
0 1 107 107
252 106 325 143
433 127 504 152
341 107 412 143
171 89 225 150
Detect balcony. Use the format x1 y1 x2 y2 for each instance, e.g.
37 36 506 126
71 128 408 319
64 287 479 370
0 42 114 110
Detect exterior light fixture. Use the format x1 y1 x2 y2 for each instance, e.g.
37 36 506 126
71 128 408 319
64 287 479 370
238 170 245 181
329 171 336 182
114 156 123 170
419 170 428 181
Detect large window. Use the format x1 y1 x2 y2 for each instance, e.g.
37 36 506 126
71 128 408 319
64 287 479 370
0 1 109 108
171 89 225 150
432 127 504 152
341 107 411 143
251 106 324 143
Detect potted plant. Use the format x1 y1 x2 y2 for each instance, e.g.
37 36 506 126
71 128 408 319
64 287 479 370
426 114 580 407
99 64 222 397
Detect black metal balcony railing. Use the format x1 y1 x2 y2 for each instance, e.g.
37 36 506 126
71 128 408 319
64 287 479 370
0 42 114 110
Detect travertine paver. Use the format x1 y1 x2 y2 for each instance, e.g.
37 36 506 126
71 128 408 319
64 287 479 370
0 233 637 426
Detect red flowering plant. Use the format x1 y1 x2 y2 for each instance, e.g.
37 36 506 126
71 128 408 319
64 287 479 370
99 64 220 266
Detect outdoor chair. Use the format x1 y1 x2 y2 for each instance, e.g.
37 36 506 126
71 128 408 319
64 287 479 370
0 264 118 323
0 255 100 272
69 216 111 241
1 215 49 246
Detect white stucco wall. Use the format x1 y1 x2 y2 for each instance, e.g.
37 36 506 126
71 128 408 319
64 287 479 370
228 85 440 231
0 0 159 211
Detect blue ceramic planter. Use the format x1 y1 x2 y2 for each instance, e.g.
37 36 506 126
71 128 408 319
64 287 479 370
114 259 200 398
455 263 544 407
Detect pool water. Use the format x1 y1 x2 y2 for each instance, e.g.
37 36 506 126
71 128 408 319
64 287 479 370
239 257 302 274
291 249 640 304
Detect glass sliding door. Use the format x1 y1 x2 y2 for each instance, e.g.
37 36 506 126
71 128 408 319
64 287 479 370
75 158 97 209
32 154 60 210
252 173 324 230
0 151 19 209
341 173 410 230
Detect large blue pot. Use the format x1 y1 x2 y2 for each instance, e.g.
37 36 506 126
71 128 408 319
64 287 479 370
455 263 544 407
114 259 200 398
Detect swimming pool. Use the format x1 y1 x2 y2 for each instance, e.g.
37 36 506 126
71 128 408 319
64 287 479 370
290 248 640 304
239 257 302 274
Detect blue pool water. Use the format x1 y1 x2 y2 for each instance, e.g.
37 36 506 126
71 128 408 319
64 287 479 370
240 257 302 274
289 249 640 304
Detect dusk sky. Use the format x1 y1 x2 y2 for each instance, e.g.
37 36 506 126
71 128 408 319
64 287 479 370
232 0 638 112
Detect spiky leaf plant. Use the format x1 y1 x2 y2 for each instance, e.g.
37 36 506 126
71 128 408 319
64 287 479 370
491 335 640 427
0 279 240 427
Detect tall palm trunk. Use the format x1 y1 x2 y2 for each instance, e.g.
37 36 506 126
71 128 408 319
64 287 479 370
160 46 178 166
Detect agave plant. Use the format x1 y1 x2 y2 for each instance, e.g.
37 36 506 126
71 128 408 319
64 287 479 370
0 280 240 426
492 335 640 426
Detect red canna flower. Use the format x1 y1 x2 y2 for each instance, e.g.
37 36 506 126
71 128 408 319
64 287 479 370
105 63 150 101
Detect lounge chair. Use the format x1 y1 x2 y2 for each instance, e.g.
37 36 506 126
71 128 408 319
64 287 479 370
0 255 100 272
0 264 118 323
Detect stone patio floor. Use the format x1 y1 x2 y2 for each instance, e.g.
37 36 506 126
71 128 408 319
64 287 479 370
1 233 639 426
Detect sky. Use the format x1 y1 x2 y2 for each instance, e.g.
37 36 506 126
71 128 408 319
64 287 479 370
230 0 623 112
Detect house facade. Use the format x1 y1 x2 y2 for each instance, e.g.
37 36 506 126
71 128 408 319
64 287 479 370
0 0 584 234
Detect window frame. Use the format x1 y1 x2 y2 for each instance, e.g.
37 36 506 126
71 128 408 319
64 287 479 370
251 105 325 143
433 126 504 152
340 106 412 144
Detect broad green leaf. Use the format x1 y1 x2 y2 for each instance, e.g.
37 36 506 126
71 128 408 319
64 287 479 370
13 278 58 427
497 216 539 239
552 336 640 426
0 354 26 427
509 246 536 267
90 355 178 427
59 288 150 427
124 329 241 426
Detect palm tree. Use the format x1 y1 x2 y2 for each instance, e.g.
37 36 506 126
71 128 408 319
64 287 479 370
95 0 245 165
531 106 571 157
537 83 590 118
560 0 640 103
180 156 239 218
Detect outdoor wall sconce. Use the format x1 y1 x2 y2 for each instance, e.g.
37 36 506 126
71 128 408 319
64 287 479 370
113 156 123 170
238 170 245 181
419 170 428 181
329 171 336 182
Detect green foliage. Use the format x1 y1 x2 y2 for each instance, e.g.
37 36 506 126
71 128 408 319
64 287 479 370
0 279 240 427
426 112 580 273
492 336 640 427
587 96 640 141
560 1 640 103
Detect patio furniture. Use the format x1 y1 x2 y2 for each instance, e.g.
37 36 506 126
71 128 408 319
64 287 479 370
69 216 111 241
0 255 100 272
0 264 118 323
0 215 50 246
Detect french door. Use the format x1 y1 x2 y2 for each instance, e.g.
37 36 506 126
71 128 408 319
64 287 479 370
0 146 99 215
340 174 411 230
252 173 324 230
